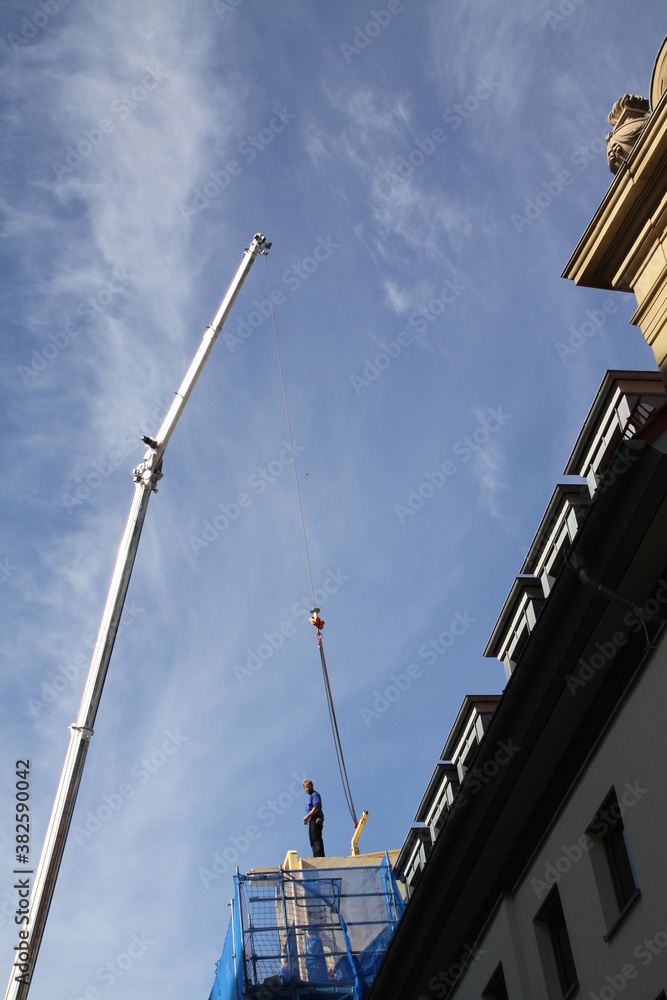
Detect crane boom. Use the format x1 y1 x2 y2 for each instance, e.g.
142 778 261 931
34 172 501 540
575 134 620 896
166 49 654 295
5 232 271 1000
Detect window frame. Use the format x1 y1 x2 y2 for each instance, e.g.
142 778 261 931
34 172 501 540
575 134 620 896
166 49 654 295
534 886 578 999
482 962 509 1000
587 787 641 939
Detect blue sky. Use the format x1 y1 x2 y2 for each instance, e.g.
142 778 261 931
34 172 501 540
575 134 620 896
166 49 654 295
0 1 664 997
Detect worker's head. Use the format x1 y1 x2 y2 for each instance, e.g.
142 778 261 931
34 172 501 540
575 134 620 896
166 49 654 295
303 779 313 793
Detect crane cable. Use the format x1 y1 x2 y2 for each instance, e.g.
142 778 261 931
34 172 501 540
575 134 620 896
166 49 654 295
264 257 358 828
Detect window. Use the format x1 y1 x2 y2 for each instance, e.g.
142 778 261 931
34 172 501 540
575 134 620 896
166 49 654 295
534 887 578 997
587 788 640 936
482 963 509 999
597 791 638 909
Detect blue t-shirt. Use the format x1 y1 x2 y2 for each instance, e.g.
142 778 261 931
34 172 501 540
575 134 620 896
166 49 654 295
306 790 324 820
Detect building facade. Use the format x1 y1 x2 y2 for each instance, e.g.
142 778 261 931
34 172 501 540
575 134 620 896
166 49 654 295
382 370 667 1000
369 35 667 1000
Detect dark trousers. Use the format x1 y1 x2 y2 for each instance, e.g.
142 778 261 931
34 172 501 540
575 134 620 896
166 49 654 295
308 816 325 857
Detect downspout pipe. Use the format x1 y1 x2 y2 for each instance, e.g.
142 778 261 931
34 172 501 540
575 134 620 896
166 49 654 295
566 550 667 625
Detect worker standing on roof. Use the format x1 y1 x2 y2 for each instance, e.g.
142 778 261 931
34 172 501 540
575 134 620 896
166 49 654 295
302 778 325 857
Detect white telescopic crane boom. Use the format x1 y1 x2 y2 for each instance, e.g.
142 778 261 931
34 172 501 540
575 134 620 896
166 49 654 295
5 233 271 1000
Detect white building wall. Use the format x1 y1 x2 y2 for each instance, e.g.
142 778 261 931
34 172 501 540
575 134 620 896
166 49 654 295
450 631 667 999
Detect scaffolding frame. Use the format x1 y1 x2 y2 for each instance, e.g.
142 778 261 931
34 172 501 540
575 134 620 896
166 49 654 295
208 857 404 1000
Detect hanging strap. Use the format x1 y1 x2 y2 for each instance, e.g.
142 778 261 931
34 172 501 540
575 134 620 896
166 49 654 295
317 630 358 826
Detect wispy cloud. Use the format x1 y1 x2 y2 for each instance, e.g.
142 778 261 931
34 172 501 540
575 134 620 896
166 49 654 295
472 439 510 524
1 4 663 997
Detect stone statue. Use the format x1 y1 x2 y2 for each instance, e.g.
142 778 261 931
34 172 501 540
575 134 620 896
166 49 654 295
650 35 667 109
606 94 650 174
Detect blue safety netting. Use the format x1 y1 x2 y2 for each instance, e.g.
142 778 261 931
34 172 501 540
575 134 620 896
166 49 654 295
209 893 244 1000
208 855 404 1000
